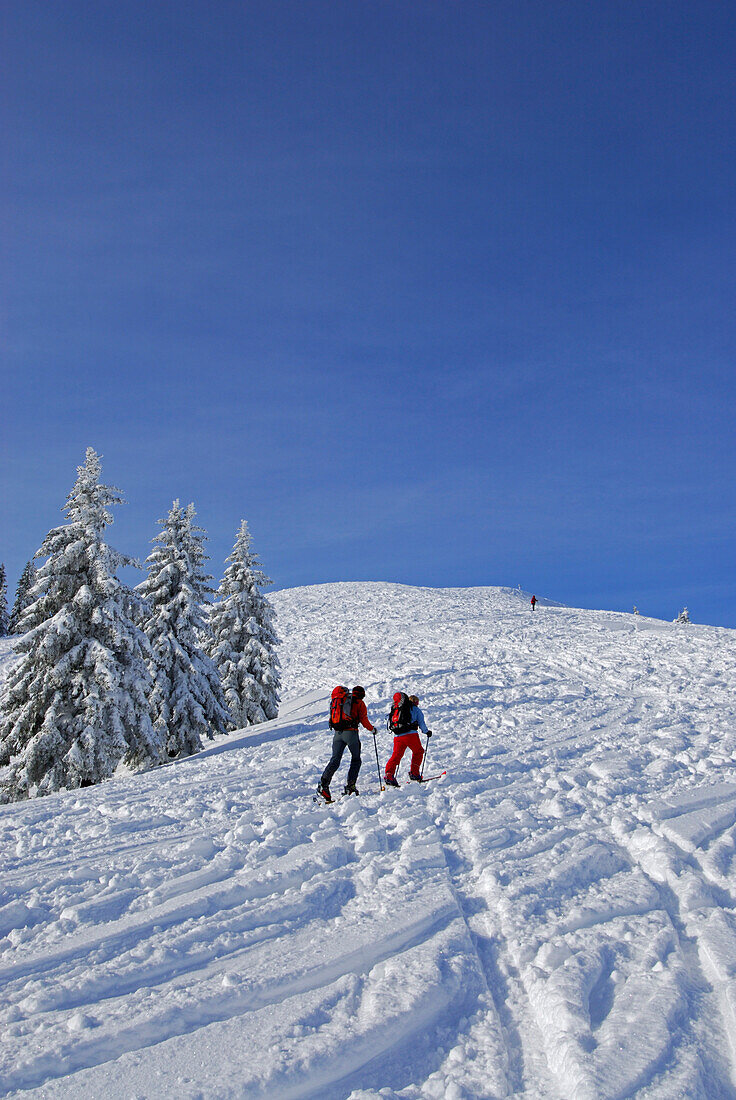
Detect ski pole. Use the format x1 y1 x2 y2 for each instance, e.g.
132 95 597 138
421 734 430 780
372 731 384 791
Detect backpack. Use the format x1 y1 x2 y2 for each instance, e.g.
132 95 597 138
329 686 355 731
387 692 418 735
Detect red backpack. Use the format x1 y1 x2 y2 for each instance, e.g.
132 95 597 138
329 686 355 731
387 692 418 734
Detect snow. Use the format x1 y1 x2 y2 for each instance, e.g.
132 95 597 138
2 582 736 1098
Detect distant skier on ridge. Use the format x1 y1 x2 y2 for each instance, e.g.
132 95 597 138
531 594 537 611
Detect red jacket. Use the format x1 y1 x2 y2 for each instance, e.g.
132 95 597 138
350 699 374 732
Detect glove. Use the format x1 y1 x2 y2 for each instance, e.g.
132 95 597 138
426 730 433 737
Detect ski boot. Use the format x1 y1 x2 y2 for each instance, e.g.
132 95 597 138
408 772 422 781
343 784 359 797
384 774 399 787
316 783 332 803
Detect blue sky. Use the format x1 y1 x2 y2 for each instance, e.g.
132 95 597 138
2 1 735 625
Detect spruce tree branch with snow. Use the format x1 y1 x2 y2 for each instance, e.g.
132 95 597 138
207 519 281 729
0 448 162 802
8 558 39 634
0 565 8 637
137 500 231 758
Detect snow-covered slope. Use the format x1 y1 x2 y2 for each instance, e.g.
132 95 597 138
2 583 736 1099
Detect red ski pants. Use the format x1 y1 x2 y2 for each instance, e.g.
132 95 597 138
385 732 424 778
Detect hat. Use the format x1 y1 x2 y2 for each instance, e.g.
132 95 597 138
352 685 366 699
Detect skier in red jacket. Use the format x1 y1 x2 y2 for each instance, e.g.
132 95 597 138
531 595 537 611
318 686 377 801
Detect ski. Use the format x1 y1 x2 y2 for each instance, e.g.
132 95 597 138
312 773 447 802
382 770 447 790
313 791 361 806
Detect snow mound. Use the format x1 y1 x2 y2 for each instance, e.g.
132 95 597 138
1 583 736 1098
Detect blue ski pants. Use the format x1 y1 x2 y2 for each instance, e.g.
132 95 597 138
321 730 362 789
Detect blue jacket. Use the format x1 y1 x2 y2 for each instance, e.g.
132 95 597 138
409 705 428 735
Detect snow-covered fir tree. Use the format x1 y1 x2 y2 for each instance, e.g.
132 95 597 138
138 501 231 758
675 606 691 624
208 520 281 728
0 564 8 636
0 449 162 803
8 558 38 634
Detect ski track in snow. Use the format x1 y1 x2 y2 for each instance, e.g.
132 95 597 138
2 583 736 1098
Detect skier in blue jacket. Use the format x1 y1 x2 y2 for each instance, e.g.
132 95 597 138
385 694 432 785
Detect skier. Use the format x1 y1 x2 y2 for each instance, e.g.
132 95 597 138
385 693 432 786
531 594 537 611
317 686 377 801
